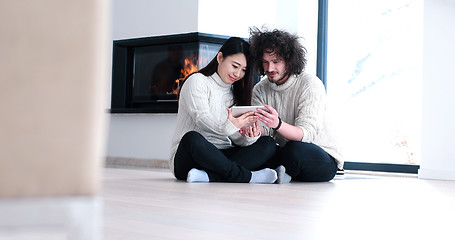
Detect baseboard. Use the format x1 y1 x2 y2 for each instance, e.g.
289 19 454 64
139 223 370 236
105 157 169 169
418 168 455 181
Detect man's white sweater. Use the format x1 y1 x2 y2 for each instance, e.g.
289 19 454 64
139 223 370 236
169 73 258 176
252 72 344 169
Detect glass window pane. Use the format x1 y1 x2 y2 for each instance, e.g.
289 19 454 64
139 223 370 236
327 0 423 165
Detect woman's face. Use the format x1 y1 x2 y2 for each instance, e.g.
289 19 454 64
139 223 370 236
216 52 247 85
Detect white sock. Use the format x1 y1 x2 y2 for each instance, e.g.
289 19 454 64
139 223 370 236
249 168 277 184
275 165 292 184
187 168 209 183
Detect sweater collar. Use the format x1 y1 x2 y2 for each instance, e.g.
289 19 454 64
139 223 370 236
267 74 297 91
211 72 232 89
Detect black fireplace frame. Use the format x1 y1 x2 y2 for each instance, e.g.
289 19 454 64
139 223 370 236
110 32 232 113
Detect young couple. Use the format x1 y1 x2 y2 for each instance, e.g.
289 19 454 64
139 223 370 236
169 27 344 184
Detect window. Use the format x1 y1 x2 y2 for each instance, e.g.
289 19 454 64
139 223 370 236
325 0 423 172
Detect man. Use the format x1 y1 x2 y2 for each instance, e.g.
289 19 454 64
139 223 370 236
249 27 344 183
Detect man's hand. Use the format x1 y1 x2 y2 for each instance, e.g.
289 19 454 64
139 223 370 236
227 108 258 129
256 104 304 141
255 105 280 129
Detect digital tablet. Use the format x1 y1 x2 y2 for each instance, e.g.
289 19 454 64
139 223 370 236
230 105 268 117
230 106 269 128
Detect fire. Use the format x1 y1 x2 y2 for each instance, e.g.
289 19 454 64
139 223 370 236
180 55 199 79
171 54 199 95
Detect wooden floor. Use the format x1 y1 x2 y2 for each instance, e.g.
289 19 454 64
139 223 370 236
102 167 455 240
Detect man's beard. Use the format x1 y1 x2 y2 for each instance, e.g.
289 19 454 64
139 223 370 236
267 71 289 85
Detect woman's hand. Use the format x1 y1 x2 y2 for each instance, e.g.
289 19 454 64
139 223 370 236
255 104 280 129
239 121 261 137
227 108 258 129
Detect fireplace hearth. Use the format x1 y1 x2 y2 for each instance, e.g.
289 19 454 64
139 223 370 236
110 32 233 113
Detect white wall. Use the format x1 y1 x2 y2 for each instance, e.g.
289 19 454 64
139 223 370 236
107 0 319 161
112 0 199 40
108 114 177 160
418 0 455 180
108 0 199 160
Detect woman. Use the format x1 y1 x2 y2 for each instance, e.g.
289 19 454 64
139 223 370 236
169 37 277 183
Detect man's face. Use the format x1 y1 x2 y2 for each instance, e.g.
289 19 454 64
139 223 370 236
262 51 289 85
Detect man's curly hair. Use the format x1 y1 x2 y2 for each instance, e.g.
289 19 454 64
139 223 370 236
249 26 307 76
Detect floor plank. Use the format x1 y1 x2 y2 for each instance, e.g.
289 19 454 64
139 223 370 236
102 167 455 240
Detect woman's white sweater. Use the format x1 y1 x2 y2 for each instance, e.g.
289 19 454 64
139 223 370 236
252 72 344 169
169 72 258 176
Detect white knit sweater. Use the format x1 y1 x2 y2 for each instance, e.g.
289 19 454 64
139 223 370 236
252 72 344 169
169 72 259 176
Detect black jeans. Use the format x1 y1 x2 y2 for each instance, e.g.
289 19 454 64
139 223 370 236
174 131 277 183
264 141 337 182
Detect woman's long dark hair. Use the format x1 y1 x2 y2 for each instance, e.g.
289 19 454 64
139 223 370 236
180 37 254 106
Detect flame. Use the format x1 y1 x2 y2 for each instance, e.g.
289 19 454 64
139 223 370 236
180 55 199 79
170 54 199 95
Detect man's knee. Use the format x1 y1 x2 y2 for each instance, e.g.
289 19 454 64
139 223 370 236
283 141 326 158
281 141 310 156
283 140 313 149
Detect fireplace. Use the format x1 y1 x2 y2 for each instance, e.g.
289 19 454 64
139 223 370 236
110 32 233 113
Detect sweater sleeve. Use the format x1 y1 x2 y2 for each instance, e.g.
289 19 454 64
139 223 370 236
229 131 260 147
295 77 326 143
179 74 239 136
